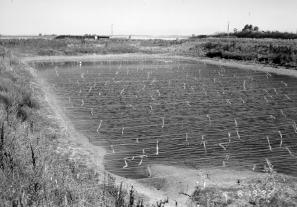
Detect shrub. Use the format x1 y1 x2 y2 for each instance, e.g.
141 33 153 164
201 38 297 67
191 186 230 207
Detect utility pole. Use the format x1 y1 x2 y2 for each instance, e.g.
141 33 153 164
111 24 114 36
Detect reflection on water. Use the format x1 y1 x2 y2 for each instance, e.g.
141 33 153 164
36 59 297 179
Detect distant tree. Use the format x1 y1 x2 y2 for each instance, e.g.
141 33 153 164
242 24 259 32
242 24 251 32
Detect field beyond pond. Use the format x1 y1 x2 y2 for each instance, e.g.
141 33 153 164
32 57 297 181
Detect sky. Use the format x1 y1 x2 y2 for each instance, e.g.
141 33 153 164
0 0 297 36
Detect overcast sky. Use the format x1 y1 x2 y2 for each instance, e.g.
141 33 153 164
0 0 296 36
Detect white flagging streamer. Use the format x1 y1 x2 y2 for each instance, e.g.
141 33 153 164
266 136 272 152
96 120 103 133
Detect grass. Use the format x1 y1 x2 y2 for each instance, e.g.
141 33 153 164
0 38 145 57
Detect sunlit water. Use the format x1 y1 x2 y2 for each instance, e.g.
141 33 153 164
34 58 297 179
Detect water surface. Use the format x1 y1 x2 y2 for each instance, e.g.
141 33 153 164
35 58 297 179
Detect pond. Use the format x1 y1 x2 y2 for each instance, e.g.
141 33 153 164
34 58 297 179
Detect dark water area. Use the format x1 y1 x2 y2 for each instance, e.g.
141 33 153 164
34 58 297 179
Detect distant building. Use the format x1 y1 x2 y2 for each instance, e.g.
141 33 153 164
55 35 110 40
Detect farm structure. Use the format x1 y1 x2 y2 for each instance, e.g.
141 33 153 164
55 35 110 40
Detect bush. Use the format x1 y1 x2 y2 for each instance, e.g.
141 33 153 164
191 186 230 207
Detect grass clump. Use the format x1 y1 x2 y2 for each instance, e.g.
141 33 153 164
244 159 297 207
191 186 231 207
190 159 297 207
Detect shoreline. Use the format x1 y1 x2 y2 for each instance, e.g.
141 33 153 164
23 53 297 206
22 53 297 78
143 164 265 205
25 64 107 171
